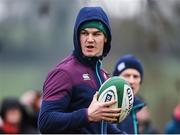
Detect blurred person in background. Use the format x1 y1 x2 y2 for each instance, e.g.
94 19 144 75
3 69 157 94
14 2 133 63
20 90 42 132
112 54 146 134
38 6 125 134
0 97 37 134
164 101 180 134
137 105 159 134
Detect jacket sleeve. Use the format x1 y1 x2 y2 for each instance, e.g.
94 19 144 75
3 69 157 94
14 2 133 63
107 123 126 134
38 69 89 133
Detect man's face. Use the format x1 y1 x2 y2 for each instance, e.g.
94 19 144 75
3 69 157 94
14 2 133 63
80 28 107 57
119 68 141 95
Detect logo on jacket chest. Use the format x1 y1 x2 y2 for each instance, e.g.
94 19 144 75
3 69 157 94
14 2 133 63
82 73 91 80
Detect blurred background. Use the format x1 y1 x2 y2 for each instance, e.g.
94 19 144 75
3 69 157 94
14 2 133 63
0 0 180 133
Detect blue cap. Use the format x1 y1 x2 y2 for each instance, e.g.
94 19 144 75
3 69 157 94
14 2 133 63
113 54 144 83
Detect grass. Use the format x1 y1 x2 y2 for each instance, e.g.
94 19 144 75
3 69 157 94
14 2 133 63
0 64 46 99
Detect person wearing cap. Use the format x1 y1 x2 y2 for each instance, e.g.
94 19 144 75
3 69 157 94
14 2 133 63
112 54 146 134
38 7 124 134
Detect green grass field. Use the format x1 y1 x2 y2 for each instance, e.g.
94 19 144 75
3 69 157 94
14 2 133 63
0 64 46 99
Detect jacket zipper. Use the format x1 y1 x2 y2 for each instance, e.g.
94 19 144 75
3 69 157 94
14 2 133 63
95 61 107 135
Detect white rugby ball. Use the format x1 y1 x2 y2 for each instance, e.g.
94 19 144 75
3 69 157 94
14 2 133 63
97 76 134 123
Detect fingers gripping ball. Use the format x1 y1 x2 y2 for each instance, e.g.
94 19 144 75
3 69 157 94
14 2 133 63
97 76 134 123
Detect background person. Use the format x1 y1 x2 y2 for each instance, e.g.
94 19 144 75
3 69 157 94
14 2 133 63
112 54 145 134
0 97 37 134
20 90 42 132
137 103 159 134
164 101 180 134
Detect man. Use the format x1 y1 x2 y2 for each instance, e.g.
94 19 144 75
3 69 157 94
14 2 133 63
113 54 146 134
38 7 124 134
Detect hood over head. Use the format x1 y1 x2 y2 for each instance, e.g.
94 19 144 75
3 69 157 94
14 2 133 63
73 6 112 65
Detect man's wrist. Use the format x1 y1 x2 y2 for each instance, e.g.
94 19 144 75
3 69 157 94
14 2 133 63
87 108 93 122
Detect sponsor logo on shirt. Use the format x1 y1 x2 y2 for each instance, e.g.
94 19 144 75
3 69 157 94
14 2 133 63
83 73 90 80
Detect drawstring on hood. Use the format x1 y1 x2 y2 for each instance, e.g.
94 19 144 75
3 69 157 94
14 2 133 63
73 7 112 67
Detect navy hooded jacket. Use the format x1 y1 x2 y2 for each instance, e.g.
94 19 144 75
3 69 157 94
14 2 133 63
116 96 145 134
38 7 124 134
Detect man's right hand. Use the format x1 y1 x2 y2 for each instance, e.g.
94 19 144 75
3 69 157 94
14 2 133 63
87 92 121 123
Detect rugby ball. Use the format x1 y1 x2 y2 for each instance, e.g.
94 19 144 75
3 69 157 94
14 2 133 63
97 76 134 123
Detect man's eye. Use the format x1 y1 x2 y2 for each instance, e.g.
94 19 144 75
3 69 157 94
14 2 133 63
80 31 88 35
124 74 130 78
94 32 102 36
134 75 139 78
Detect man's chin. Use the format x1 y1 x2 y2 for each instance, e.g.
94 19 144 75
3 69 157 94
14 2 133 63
84 54 96 57
84 53 102 57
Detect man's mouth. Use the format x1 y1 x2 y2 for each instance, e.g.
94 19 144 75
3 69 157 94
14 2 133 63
86 45 94 49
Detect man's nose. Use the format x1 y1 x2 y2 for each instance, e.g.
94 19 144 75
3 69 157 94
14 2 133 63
129 76 135 84
87 34 94 42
